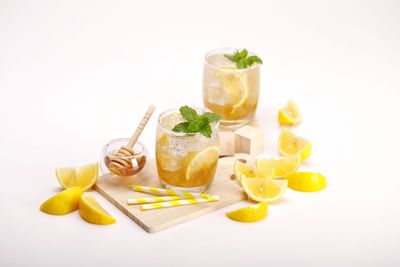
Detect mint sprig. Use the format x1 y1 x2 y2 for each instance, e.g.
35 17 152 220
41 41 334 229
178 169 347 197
172 106 221 138
179 105 198 121
224 49 263 69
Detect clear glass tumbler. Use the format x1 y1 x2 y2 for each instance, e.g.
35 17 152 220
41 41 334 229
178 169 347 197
155 108 219 192
203 48 261 129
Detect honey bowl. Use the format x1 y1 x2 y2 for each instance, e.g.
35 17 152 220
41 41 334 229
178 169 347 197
100 138 148 180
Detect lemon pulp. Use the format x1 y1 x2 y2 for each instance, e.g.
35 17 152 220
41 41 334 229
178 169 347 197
241 175 288 203
278 100 301 125
79 194 116 225
56 163 98 191
278 128 312 160
256 154 301 178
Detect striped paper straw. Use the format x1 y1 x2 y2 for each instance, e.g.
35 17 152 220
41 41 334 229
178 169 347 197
132 185 210 199
127 196 183 205
140 196 219 210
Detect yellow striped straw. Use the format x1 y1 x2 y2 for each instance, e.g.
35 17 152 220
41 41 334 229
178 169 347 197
132 185 210 199
127 196 183 205
140 196 219 210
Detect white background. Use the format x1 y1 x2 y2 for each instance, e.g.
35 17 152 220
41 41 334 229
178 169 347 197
1 0 400 266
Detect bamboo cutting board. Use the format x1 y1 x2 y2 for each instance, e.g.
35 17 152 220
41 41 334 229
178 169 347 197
94 153 253 233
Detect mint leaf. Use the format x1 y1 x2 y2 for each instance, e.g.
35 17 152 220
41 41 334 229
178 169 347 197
236 58 248 69
179 106 198 122
201 112 221 123
225 49 247 63
172 106 221 138
237 49 248 59
224 48 263 69
247 55 263 65
172 122 190 133
224 54 236 62
187 116 209 132
199 124 212 138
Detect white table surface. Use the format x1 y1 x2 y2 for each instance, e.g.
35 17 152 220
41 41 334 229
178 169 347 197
1 0 400 266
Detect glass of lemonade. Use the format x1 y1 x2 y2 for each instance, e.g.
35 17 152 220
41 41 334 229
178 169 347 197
203 48 261 128
155 108 219 192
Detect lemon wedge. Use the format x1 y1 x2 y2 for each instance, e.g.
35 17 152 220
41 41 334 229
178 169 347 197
241 174 287 203
256 154 301 178
79 195 116 225
226 202 268 223
56 163 98 191
234 160 260 183
285 172 326 192
185 145 219 181
278 100 301 125
278 129 312 160
40 187 83 215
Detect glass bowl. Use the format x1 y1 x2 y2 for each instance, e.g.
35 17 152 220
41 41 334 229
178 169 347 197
100 138 148 184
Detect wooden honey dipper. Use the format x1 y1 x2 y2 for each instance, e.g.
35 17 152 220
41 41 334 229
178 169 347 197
109 105 155 169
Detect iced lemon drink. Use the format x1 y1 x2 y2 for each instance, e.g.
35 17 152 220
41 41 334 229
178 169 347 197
155 106 220 192
203 48 262 128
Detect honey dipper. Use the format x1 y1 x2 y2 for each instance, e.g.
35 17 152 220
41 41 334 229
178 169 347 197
109 105 155 169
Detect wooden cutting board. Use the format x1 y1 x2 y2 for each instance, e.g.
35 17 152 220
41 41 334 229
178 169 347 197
94 153 254 233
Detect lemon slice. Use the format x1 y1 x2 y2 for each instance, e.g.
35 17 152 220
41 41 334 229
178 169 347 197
79 195 116 225
222 66 237 71
185 146 219 181
278 100 301 125
285 172 326 192
241 175 288 203
40 187 83 215
278 129 312 160
256 154 301 178
216 71 249 110
234 160 260 183
226 202 268 223
157 134 169 146
56 163 98 191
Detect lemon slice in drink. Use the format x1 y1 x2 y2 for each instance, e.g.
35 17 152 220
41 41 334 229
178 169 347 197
56 163 98 191
185 146 219 181
285 172 326 192
278 100 301 125
40 187 83 215
256 154 301 178
157 134 169 146
226 202 268 223
216 71 249 111
79 194 116 225
241 175 288 203
278 129 312 160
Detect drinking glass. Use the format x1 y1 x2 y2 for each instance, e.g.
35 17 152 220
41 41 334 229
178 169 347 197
155 107 219 192
203 48 260 128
